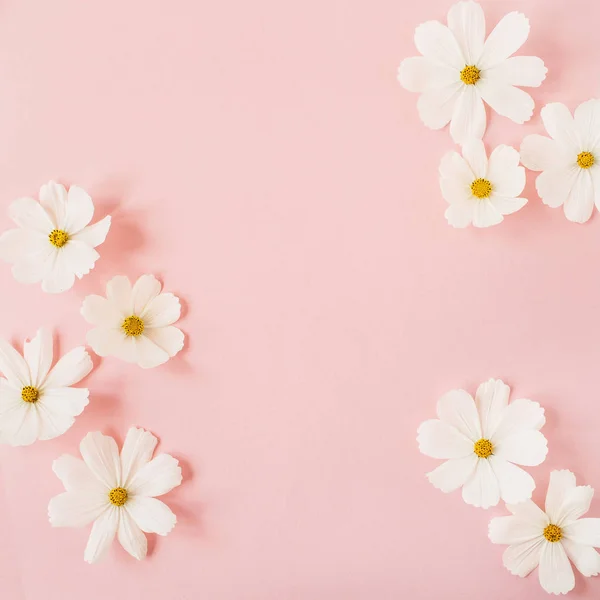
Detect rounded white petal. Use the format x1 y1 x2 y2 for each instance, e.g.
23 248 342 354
479 12 530 69
132 274 162 315
134 335 171 369
64 185 94 233
447 0 485 65
144 326 185 359
426 454 478 493
0 228 42 264
417 419 473 459
86 327 128 359
461 138 487 178
440 177 471 205
590 167 600 212
541 103 579 151
445 201 474 228
79 431 121 489
472 199 503 228
121 427 158 488
43 347 92 389
0 338 31 387
39 181 68 229
106 275 133 314
128 453 182 497
9 197 54 233
564 169 594 223
436 388 481 441
485 56 547 88
23 328 53 389
461 458 500 508
556 486 594 527
492 398 545 442
489 195 527 216
417 83 463 130
84 506 119 564
40 250 77 294
53 454 104 492
535 167 578 209
12 241 56 285
489 516 544 545
502 537 545 577
538 541 575 595
561 539 600 577
507 499 550 528
81 294 121 327
398 57 457 93
439 150 474 184
489 456 535 504
493 430 548 466
487 145 525 197
37 404 77 441
126 496 177 535
478 80 534 124
71 215 111 248
563 519 600 548
574 99 600 152
0 378 23 413
520 134 563 172
48 491 108 528
141 293 181 328
449 86 486 144
39 387 89 417
414 20 464 69
118 509 147 560
474 378 509 439
546 471 577 523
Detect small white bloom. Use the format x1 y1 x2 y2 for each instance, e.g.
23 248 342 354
490 471 600 595
0 328 92 446
48 428 182 563
81 274 184 369
398 0 547 145
418 378 547 509
0 181 111 293
440 139 527 228
521 100 600 224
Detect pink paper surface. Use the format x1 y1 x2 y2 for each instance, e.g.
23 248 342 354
0 0 597 598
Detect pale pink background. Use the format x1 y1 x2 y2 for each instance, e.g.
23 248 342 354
0 0 598 598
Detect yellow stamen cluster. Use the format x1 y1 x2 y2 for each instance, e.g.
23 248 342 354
108 487 128 507
577 151 595 169
543 524 562 543
471 178 493 199
473 438 493 459
49 229 69 248
21 386 39 403
122 315 145 337
460 65 481 86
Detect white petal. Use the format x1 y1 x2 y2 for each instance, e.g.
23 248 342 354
536 167 578 209
541 103 580 152
439 150 474 184
449 85 486 144
48 491 108 528
0 402 39 446
128 453 182 497
538 542 575 595
79 431 121 489
86 328 128 359
398 57 457 93
84 506 119 564
44 347 92 388
417 419 473 459
520 135 563 172
502 538 545 577
132 274 162 315
120 427 158 488
472 199 503 228
563 519 600 547
489 516 544 545
561 539 600 577
12 241 56 285
61 240 100 278
0 228 41 264
414 20 464 69
564 169 595 223
445 201 474 228
574 99 600 151
126 497 176 535
489 195 527 216
118 509 147 560
0 338 31 387
479 12 530 69
546 471 577 523
106 275 133 314
492 398 545 441
507 499 550 528
53 454 103 492
436 388 481 441
144 326 185 359
23 328 53 388
40 250 76 294
447 0 485 65
417 82 463 130
487 145 525 197
493 430 547 467
39 181 68 229
461 138 487 178
489 456 535 504
141 293 181 328
461 458 500 508
81 294 121 327
131 336 170 369
0 379 24 413
36 403 78 441
484 56 547 87
591 167 600 212
9 197 54 233
71 215 111 248
426 454 478 493
39 387 89 417
478 79 534 124
474 378 509 439
556 486 594 527
64 185 94 233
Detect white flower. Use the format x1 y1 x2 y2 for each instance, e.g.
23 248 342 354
81 274 184 369
0 181 111 293
417 378 547 508
398 1 547 145
0 328 92 446
48 428 182 563
489 471 600 595
520 100 600 224
440 139 527 228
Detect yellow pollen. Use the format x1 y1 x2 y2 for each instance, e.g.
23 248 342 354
48 229 69 248
460 65 481 86
577 151 595 169
543 524 563 543
474 438 493 459
471 178 493 199
108 487 128 506
122 315 145 337
21 386 39 403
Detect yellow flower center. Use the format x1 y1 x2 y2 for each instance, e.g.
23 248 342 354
473 438 493 459
577 151 595 169
108 487 128 507
543 524 562 543
471 178 493 199
460 65 481 86
48 229 69 248
21 385 39 403
122 315 145 337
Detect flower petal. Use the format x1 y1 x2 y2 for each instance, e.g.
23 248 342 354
417 419 473 459
489 456 535 505
520 135 563 172
436 389 481 441
487 145 525 197
12 241 56 285
440 150 474 185
23 328 53 389
121 427 158 489
48 491 108 528
135 335 171 369
86 327 128 359
43 347 92 389
561 540 600 577
39 387 89 417
449 85 486 144
563 519 600 547
0 228 42 264
118 509 147 561
398 57 457 93
472 199 503 228
491 398 545 442
541 103 579 152
564 169 594 223
489 516 544 545
461 138 487 178
81 295 122 327
445 201 474 228
556 486 594 527
414 20 464 69
132 274 162 316
106 276 133 315
478 80 534 124
79 431 121 489
546 470 577 523
538 541 575 595
40 250 76 294
489 195 527 216
128 453 182 497
417 82 463 130
0 402 39 446
126 497 177 535
64 185 94 233
493 430 547 466
474 378 509 440
591 167 600 213
71 215 111 248
574 99 600 152
485 56 547 88
143 326 185 360
9 197 54 233
0 379 24 413
39 181 68 229
426 454 478 493
479 12 530 69
84 506 119 564
502 537 545 577
461 458 500 508
535 167 578 208
507 499 550 528
447 0 485 65
141 293 181 328
0 338 31 387
36 403 78 441
52 454 103 492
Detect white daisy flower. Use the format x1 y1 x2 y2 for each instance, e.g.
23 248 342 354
0 181 111 293
417 378 547 509
489 471 600 595
81 274 184 369
440 139 527 228
520 100 600 224
48 427 182 563
398 1 547 145
0 328 92 446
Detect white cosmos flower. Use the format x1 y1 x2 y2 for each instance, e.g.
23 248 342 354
0 181 111 293
489 471 600 595
440 139 527 228
520 100 600 224
398 1 547 145
81 274 184 369
417 379 547 509
0 328 92 446
48 428 182 563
